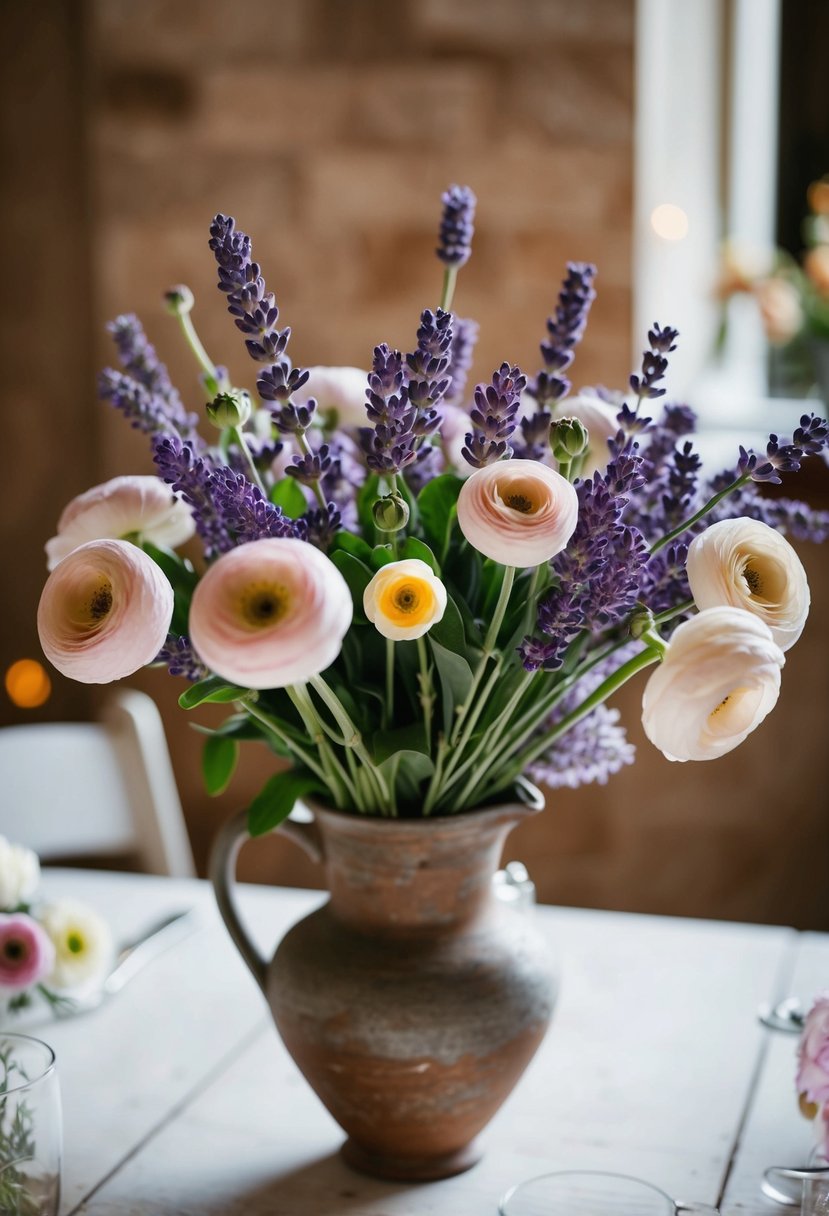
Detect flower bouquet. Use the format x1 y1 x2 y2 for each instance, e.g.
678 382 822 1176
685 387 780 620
0 836 112 1023
34 185 829 1178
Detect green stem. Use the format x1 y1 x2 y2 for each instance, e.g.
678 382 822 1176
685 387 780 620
231 425 268 495
309 675 391 808
286 685 359 808
650 474 749 554
416 636 434 744
177 311 221 387
653 597 695 625
242 700 328 784
440 265 458 312
450 565 516 748
438 657 503 791
385 638 395 730
422 734 449 816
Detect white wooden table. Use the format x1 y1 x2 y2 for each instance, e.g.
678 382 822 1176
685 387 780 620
27 870 827 1215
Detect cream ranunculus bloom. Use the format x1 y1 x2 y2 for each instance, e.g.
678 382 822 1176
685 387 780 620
296 366 370 429
189 537 353 689
456 459 578 567
641 607 785 762
686 518 810 652
46 475 194 571
363 559 447 641
550 393 619 476
0 837 40 910
38 899 113 990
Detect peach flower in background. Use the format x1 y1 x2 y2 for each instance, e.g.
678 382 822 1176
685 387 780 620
755 277 803 345
804 246 829 297
0 912 56 993
46 475 194 570
687 518 810 652
641 606 784 762
37 538 174 683
297 366 370 429
457 458 578 567
188 537 353 689
364 559 447 641
798 994 829 1106
550 393 619 476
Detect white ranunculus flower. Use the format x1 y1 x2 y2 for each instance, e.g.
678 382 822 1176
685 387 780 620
687 518 810 652
38 899 113 990
296 366 370 429
641 606 785 762
0 837 40 909
550 393 619 476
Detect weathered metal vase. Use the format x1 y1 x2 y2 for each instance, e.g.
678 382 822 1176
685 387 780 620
210 782 557 1182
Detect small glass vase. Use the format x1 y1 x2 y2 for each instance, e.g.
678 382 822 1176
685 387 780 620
499 1170 719 1215
0 1033 62 1216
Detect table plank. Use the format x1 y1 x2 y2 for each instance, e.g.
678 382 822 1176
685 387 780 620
721 931 829 1214
53 878 795 1216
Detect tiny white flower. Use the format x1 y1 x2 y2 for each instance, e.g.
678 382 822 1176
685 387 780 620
0 837 40 910
38 899 113 990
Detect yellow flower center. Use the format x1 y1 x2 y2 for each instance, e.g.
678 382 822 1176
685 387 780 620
69 576 114 630
707 686 758 736
740 552 785 605
379 577 434 627
67 932 84 955
237 582 291 629
499 476 544 516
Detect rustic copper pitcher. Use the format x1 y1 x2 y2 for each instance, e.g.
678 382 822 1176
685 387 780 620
210 781 557 1182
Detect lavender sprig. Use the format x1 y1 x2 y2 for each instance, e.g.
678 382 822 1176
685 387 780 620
107 314 194 430
359 343 417 475
208 214 290 364
436 185 477 269
156 636 208 683
530 262 597 407
461 363 527 468
628 323 679 403
211 469 304 543
152 434 230 558
445 317 479 405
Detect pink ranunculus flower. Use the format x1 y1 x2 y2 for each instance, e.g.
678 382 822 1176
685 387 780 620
296 366 370 429
46 475 194 571
456 458 579 567
37 538 175 683
687 517 810 652
188 537 353 689
798 994 829 1105
641 606 784 762
0 912 56 993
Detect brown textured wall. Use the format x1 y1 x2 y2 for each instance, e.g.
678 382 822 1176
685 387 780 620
3 1 827 927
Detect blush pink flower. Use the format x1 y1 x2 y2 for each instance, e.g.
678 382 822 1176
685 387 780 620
188 537 353 689
457 458 578 567
297 366 369 429
641 607 784 762
46 475 194 571
37 538 175 683
798 994 829 1105
0 912 56 993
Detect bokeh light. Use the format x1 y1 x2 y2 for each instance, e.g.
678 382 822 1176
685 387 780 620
650 203 690 241
5 658 52 708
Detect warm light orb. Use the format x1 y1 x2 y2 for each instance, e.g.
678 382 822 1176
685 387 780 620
5 658 52 709
650 203 689 241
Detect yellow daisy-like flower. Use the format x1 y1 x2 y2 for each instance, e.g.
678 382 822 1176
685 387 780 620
363 558 447 641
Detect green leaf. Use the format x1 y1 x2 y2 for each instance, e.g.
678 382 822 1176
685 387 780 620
429 638 474 736
142 543 198 638
376 749 435 806
202 735 239 796
372 722 429 764
417 474 463 558
370 544 396 569
178 676 249 710
429 594 467 654
247 769 325 837
331 531 374 563
400 535 440 574
269 478 308 518
330 550 372 622
189 714 271 742
357 473 382 542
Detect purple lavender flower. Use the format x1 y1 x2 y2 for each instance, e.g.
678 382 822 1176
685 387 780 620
152 434 230 558
520 438 648 671
445 317 479 405
737 413 828 485
107 314 192 428
528 648 637 789
530 262 597 407
208 214 290 364
436 185 477 268
359 343 417 475
461 363 527 468
257 361 310 408
286 443 334 487
512 409 553 462
211 469 303 544
406 308 454 420
638 542 691 617
156 636 208 683
303 503 342 549
628 323 679 402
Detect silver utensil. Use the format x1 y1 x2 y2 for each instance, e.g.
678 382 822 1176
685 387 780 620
762 1165 829 1207
758 997 806 1034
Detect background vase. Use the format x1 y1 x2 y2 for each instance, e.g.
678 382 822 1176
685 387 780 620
211 783 557 1182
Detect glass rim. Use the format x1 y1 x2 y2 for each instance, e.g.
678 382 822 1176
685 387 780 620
0 1031 57 1093
499 1168 678 1214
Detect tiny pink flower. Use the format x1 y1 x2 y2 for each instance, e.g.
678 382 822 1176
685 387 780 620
456 458 579 567
37 538 174 684
188 537 353 689
0 912 56 993
46 475 194 571
798 993 829 1105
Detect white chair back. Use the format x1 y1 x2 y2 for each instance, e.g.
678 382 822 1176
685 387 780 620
0 689 195 878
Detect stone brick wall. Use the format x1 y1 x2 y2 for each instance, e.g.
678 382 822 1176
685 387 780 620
3 1 827 927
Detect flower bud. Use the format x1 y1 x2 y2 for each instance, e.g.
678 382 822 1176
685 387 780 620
164 284 195 316
372 493 410 533
206 390 252 430
549 417 589 463
629 607 655 641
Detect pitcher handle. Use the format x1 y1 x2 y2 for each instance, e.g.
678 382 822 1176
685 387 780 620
209 806 325 994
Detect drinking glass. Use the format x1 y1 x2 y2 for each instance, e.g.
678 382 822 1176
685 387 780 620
0 1033 62 1215
803 1172 829 1216
498 1169 719 1215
